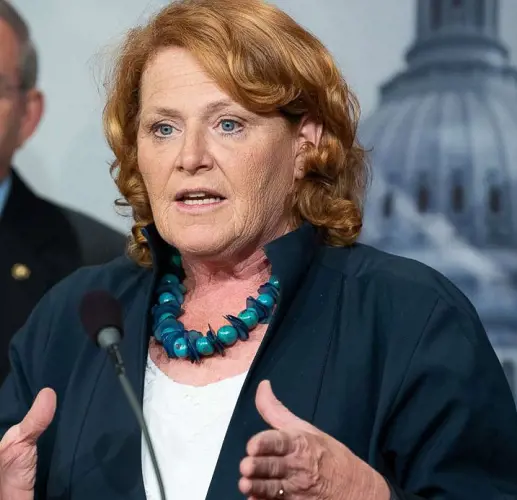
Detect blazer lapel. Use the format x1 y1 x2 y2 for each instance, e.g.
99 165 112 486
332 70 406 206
204 289 339 500
205 224 328 500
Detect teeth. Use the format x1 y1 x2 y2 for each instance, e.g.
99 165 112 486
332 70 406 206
185 192 207 199
183 197 223 205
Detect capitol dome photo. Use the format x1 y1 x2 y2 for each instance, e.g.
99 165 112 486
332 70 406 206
359 0 517 399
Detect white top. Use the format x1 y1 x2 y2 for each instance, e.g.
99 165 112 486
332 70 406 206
141 356 248 500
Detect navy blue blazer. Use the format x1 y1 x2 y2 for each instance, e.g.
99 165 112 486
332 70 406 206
1 223 517 500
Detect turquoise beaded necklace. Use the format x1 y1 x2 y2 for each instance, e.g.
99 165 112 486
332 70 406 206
151 254 280 362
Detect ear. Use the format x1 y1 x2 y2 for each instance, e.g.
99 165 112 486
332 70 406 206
293 115 322 180
16 89 44 148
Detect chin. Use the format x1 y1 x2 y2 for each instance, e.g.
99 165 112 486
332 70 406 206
170 225 234 258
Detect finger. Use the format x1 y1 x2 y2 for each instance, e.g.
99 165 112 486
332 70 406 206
18 388 57 443
247 429 294 457
256 380 312 432
240 456 288 479
239 477 285 499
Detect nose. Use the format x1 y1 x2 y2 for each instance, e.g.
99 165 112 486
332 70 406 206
175 126 214 174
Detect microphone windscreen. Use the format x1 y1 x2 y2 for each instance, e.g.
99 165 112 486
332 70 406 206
79 290 124 343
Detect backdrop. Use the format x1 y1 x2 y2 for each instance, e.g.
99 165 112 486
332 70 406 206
10 0 517 399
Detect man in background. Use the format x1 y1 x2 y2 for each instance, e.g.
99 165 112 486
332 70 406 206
0 1 126 382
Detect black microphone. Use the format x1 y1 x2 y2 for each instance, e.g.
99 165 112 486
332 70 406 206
79 290 167 500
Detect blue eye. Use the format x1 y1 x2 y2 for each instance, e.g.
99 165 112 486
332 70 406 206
219 119 241 134
155 124 175 137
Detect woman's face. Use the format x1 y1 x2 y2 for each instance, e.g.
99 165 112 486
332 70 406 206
137 47 316 259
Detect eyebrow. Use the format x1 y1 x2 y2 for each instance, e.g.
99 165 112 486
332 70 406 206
145 99 239 119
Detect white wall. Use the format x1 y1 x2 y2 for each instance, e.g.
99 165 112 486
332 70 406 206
10 0 517 232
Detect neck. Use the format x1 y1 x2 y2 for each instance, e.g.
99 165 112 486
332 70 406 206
182 246 271 292
181 222 291 292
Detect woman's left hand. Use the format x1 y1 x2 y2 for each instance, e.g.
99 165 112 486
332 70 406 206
239 381 391 500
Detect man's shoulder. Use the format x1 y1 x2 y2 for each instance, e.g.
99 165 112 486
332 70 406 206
59 206 124 239
3 171 72 228
24 196 128 266
58 206 127 265
5 172 126 265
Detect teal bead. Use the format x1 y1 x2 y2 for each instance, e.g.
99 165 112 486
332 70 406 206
159 292 177 305
257 293 275 308
156 318 183 342
179 283 187 294
171 254 182 267
158 312 174 324
173 337 188 358
188 330 202 342
269 275 280 289
217 325 238 346
161 273 180 285
238 308 259 329
196 336 215 356
170 287 184 305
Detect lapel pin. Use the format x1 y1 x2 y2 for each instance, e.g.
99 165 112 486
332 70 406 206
11 263 31 281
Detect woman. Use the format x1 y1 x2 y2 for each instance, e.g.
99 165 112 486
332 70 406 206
1 0 516 499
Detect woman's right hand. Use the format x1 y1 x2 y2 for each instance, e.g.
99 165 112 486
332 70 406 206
0 388 56 500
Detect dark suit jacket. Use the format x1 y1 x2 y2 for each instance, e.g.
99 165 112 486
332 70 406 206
0 170 126 382
1 223 516 500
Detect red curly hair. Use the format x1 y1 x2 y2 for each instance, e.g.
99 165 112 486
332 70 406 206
103 0 369 266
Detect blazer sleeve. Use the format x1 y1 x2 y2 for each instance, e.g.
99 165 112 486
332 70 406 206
383 297 517 499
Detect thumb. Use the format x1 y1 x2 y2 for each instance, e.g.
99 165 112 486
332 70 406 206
18 388 56 443
255 380 312 431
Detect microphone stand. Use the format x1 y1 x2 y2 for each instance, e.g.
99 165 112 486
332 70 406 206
107 345 167 500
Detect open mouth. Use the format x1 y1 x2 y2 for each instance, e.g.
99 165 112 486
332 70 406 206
175 190 226 206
